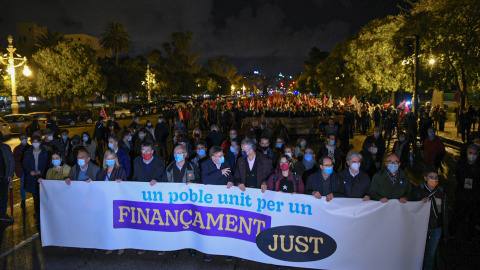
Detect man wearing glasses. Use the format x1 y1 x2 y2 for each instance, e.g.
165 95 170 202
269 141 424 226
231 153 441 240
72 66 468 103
369 153 411 203
305 156 341 202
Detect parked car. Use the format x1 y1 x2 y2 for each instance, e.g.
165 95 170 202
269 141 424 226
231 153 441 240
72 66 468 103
50 110 80 127
27 112 49 130
2 114 34 134
77 108 93 124
0 117 12 137
129 104 150 117
105 106 132 119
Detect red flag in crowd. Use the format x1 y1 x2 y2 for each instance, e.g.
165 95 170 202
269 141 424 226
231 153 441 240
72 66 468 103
397 100 406 109
382 102 392 108
348 96 351 103
323 95 328 105
100 106 107 119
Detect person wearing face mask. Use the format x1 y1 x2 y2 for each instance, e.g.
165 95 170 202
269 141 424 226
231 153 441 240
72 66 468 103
337 152 371 200
200 145 234 262
233 139 273 193
166 145 199 184
155 116 170 159
305 156 341 201
119 130 133 156
22 136 49 231
272 137 285 166
362 126 386 171
221 129 239 154
106 115 121 135
295 136 308 159
369 153 412 203
59 129 71 158
46 114 60 139
190 141 209 169
423 127 446 171
81 132 97 163
318 134 341 172
107 135 131 178
207 125 225 147
267 155 304 194
39 151 71 181
411 169 447 270
134 128 157 157
451 144 480 238
144 120 154 137
13 134 30 209
459 132 480 164
96 150 126 182
65 149 100 184
41 128 62 156
284 145 307 178
190 128 203 148
257 137 274 161
393 132 410 170
225 139 240 175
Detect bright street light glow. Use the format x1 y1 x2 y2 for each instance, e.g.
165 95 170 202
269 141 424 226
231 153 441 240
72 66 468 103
429 59 435 65
23 65 32 76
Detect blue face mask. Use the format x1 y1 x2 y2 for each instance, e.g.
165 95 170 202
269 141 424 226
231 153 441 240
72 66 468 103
128 136 132 142
52 160 61 166
324 167 333 175
62 135 68 140
77 159 86 167
387 164 399 173
276 143 283 148
197 149 206 157
241 151 248 158
106 159 115 167
428 132 435 138
175 154 184 162
230 146 236 153
304 154 313 162
230 134 237 139
82 136 88 142
139 134 145 140
329 140 335 146
108 143 114 149
374 132 380 137
399 137 405 142
300 142 306 147
218 156 225 164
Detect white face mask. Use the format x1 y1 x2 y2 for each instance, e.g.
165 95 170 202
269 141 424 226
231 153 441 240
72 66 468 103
468 154 477 163
285 152 292 158
350 162 361 171
47 135 53 141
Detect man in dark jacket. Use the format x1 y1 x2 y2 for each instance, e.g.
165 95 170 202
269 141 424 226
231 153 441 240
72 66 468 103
155 116 170 159
306 156 342 201
0 132 15 222
369 153 412 203
207 125 225 147
132 142 166 184
13 134 30 209
59 129 71 159
200 145 234 262
65 149 100 183
201 146 234 186
108 135 131 178
93 117 107 158
166 145 199 184
362 126 386 172
317 134 341 172
46 114 61 139
336 152 371 200
233 138 273 192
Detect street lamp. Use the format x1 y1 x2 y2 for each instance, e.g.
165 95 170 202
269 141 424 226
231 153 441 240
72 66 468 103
0 35 32 114
242 84 246 95
145 64 155 103
231 85 235 95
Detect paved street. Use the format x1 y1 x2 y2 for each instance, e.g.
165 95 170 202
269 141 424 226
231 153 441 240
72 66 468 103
0 115 478 269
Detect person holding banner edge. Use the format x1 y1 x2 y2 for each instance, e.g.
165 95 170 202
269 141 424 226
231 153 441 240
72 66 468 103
65 149 100 184
369 153 411 203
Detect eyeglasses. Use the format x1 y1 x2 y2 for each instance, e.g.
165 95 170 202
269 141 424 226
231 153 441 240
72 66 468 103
386 161 400 165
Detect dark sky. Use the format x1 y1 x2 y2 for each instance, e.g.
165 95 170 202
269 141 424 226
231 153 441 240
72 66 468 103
0 0 405 77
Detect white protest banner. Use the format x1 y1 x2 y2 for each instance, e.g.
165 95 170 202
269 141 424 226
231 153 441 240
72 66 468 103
40 181 429 269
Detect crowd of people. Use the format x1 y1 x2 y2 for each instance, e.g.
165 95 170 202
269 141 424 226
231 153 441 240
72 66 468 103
0 97 479 269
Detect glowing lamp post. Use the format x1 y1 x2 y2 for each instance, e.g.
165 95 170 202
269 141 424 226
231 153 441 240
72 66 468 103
0 35 32 114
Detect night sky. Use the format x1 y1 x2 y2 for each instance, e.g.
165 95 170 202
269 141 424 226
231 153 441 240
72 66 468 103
0 0 406 77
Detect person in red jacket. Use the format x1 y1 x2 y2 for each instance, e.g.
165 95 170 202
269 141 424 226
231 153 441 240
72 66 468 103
424 127 446 171
13 134 30 209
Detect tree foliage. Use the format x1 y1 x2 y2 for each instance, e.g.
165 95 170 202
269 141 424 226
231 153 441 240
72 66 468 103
100 22 132 65
33 42 105 99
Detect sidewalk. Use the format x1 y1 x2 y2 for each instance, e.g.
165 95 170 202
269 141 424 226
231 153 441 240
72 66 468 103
436 121 465 148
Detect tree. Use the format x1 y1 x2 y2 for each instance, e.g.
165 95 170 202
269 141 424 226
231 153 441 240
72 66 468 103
100 22 132 65
99 56 146 100
33 42 105 104
401 0 480 109
36 29 65 49
296 47 328 93
206 57 243 85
